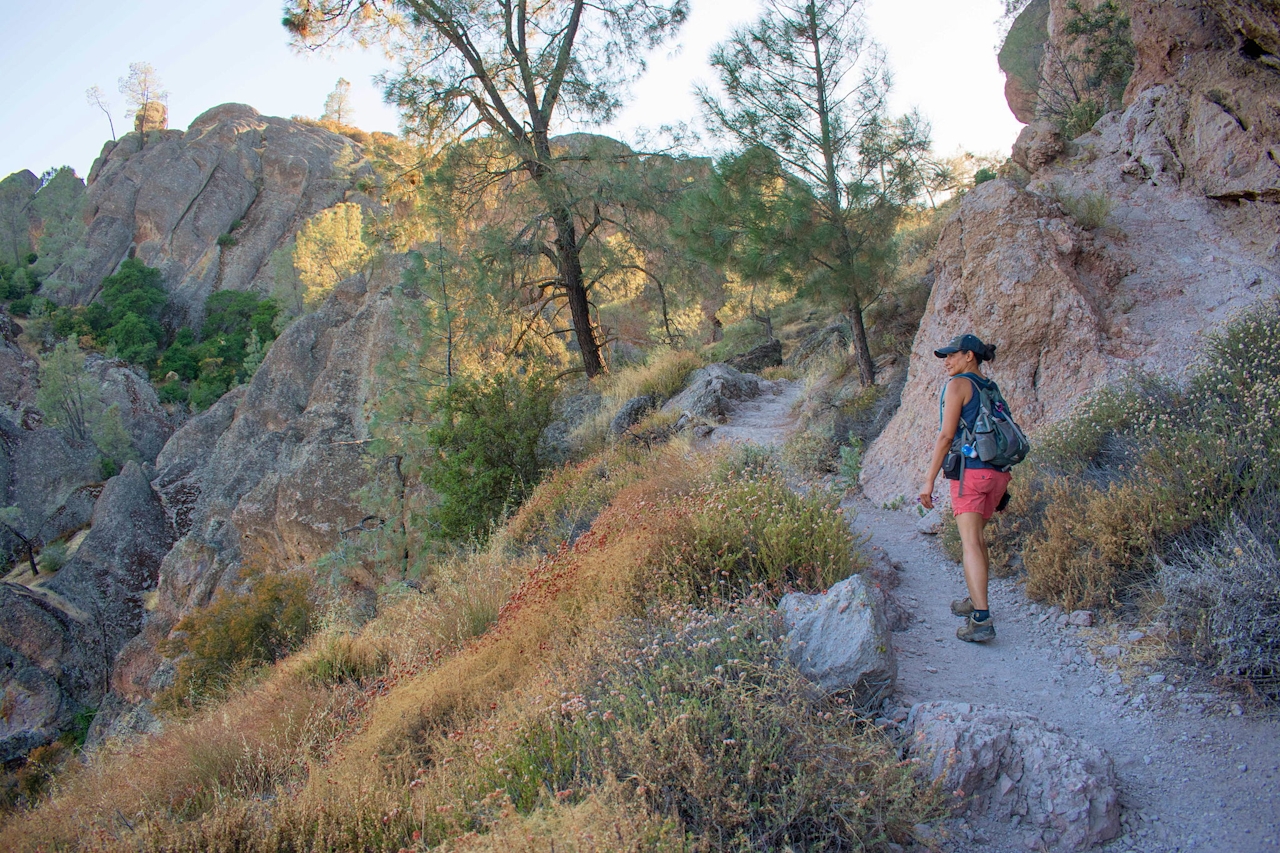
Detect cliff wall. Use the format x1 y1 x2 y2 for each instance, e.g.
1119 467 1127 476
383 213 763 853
861 0 1280 502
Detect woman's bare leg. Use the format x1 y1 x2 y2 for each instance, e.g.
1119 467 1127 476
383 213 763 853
955 511 989 610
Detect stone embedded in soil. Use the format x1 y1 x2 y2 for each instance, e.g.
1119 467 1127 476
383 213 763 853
905 701 1121 853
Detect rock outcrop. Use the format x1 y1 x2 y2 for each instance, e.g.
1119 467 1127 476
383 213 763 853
905 701 1121 852
0 338 177 565
777 574 896 703
724 337 783 373
102 258 407 709
43 104 378 327
0 463 173 761
663 363 770 423
609 394 659 436
861 0 1280 502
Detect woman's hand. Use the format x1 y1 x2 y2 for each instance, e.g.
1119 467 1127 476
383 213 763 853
918 487 934 510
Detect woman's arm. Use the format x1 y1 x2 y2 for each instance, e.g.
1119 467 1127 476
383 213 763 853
919 378 969 510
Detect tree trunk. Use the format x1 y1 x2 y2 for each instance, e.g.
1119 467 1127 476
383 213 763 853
846 304 875 388
551 208 606 378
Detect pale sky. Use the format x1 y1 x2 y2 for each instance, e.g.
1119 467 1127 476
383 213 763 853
0 0 1023 181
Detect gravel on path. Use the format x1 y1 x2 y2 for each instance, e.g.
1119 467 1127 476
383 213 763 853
707 377 1280 853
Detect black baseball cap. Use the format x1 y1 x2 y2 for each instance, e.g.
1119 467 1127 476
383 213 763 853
934 333 987 358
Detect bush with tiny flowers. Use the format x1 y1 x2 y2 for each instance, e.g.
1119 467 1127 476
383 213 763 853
989 296 1280 680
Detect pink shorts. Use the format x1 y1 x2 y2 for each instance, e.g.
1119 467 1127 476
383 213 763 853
950 468 1012 520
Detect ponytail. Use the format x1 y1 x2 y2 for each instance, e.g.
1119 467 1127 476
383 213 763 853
983 343 997 363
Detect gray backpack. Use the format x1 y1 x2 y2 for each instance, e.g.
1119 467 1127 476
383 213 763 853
940 374 1030 472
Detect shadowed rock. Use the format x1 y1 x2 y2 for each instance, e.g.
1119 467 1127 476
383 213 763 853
0 462 173 760
725 338 782 373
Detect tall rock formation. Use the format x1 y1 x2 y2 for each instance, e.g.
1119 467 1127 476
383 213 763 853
43 104 378 327
862 0 1280 502
107 257 407 713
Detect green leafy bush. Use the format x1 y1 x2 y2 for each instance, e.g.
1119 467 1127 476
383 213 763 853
421 372 557 543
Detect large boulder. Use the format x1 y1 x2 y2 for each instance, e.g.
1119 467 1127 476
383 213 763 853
777 573 896 703
663 363 768 423
0 462 174 760
43 103 378 327
725 338 783 373
609 394 659 436
142 259 404 647
904 701 1121 852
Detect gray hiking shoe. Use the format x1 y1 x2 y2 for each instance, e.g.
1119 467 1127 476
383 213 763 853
950 597 975 617
957 614 996 643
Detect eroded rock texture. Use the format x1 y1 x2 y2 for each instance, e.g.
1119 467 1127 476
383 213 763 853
0 463 173 761
905 701 1120 852
778 573 897 704
43 103 377 327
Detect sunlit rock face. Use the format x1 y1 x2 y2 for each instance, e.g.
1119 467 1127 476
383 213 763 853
862 0 1280 502
43 103 377 327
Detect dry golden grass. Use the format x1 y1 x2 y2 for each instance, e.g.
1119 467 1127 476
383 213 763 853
0 444 921 852
570 348 703 452
435 780 683 852
0 669 353 851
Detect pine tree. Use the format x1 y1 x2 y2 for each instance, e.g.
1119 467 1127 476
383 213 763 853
321 77 353 125
698 0 931 386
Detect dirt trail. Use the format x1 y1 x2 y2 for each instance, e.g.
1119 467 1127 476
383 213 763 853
710 379 1280 853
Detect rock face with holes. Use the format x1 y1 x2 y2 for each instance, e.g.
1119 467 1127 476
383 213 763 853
41 104 378 327
861 0 1280 503
778 574 896 703
0 462 173 762
905 701 1121 852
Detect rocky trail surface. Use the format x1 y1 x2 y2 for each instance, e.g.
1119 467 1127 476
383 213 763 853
707 377 1280 853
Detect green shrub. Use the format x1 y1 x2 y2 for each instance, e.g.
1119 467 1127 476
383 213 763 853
217 233 238 247
1054 185 1113 230
157 379 189 404
188 377 229 411
421 372 557 543
159 572 315 708
973 167 998 185
36 540 69 573
838 437 864 488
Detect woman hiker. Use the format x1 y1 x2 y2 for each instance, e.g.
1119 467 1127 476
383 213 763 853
918 333 1011 643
